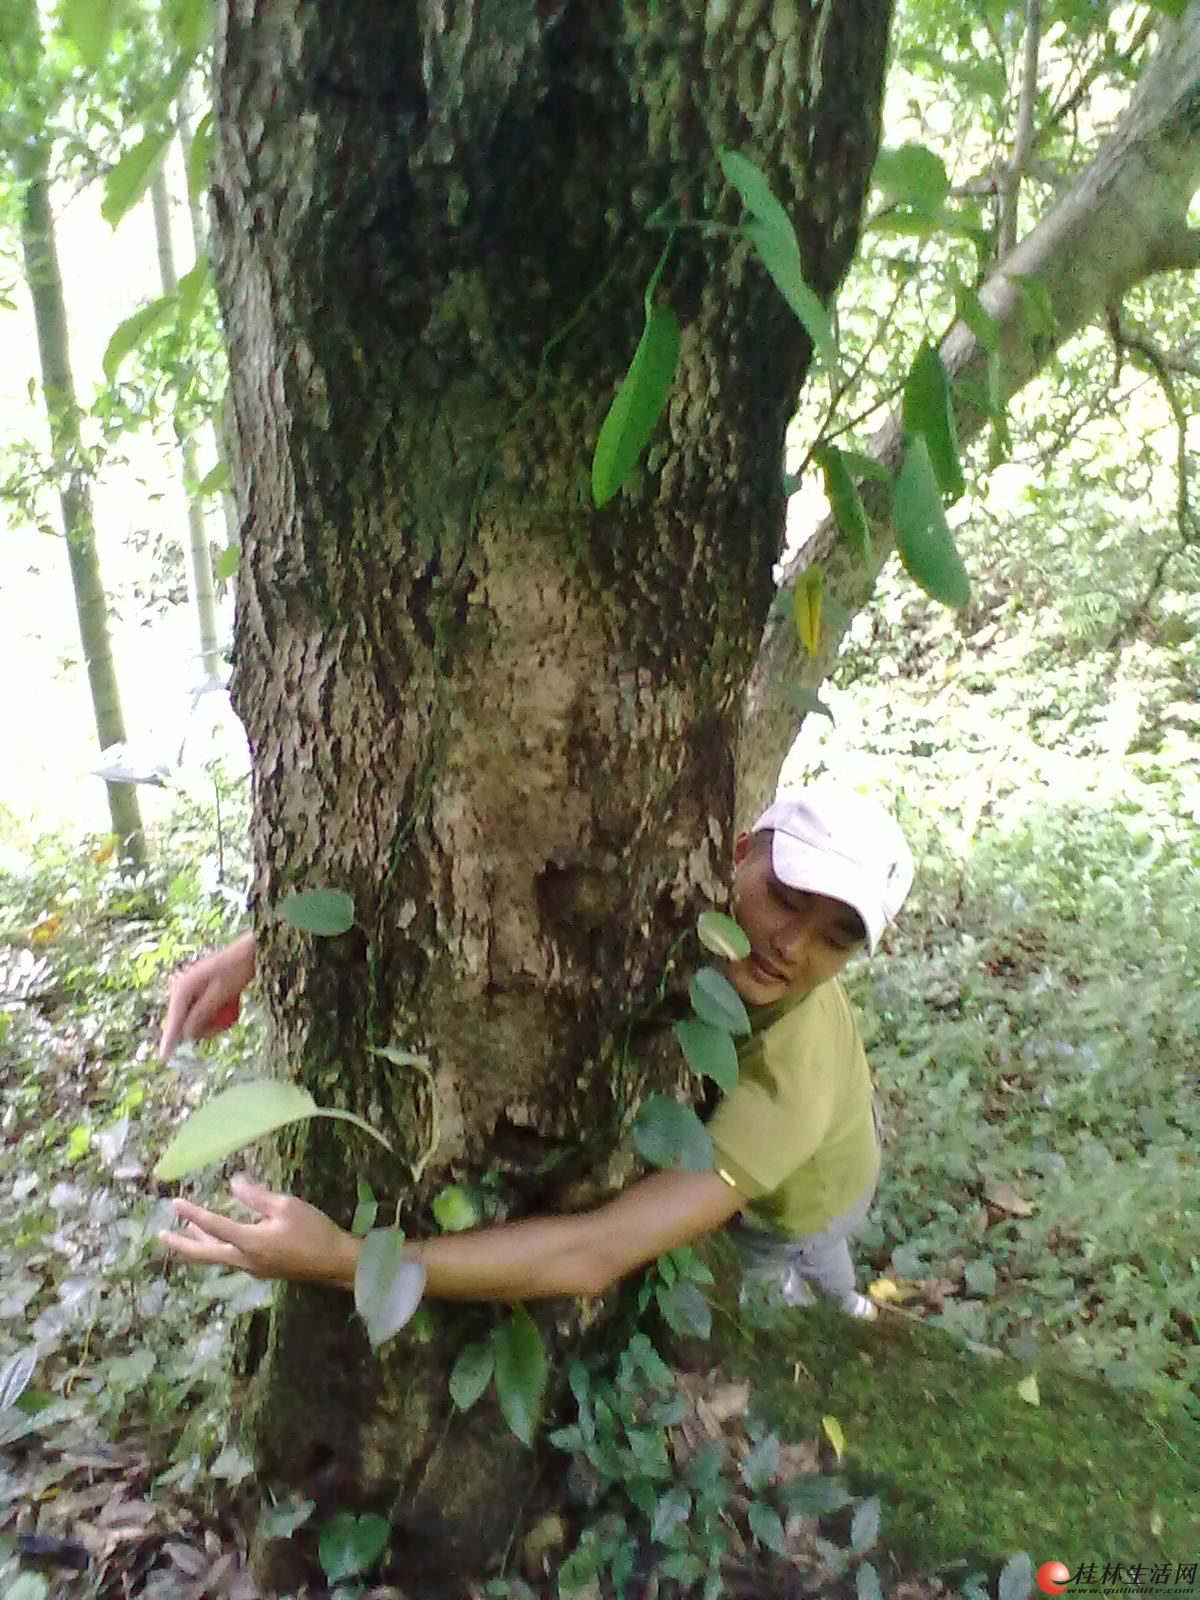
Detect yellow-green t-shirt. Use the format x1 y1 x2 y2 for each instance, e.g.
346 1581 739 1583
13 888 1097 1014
706 978 878 1236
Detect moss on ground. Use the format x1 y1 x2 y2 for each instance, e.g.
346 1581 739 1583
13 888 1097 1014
706 1282 1199 1577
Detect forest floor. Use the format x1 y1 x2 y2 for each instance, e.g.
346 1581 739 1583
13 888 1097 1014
0 817 1196 1599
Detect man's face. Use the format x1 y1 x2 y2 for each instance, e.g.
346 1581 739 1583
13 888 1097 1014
726 831 865 1005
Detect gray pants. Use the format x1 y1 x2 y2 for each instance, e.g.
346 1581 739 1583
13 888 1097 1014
729 1178 877 1313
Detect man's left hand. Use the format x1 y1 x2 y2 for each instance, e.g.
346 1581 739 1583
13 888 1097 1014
158 1176 360 1287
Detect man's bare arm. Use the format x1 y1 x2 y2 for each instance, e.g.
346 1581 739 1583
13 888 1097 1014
160 1168 743 1301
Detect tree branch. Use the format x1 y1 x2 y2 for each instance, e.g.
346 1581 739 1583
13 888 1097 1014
999 0 1042 258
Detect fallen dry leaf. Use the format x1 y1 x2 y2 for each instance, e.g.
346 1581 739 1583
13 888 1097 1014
983 1179 1034 1217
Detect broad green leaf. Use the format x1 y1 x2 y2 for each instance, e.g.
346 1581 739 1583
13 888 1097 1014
964 1258 996 1296
259 1497 315 1541
318 1510 390 1583
187 112 213 204
1016 1373 1040 1407
835 449 891 483
871 143 949 212
449 1341 495 1412
747 1500 787 1557
102 296 175 383
655 1278 711 1339
850 1495 882 1553
719 149 836 372
792 564 822 657
856 1561 884 1600
163 0 210 58
492 1305 546 1445
198 460 230 497
632 1095 713 1172
953 279 999 354
779 1475 852 1515
1010 274 1057 340
675 1018 738 1092
998 1553 1034 1600
432 1184 479 1232
102 126 171 227
354 1228 425 1348
350 1178 377 1237
893 436 970 608
213 543 239 580
689 966 751 1036
154 1079 319 1179
278 887 355 935
902 343 964 502
591 303 680 507
719 147 795 239
0 1348 35 1410
153 1078 392 1180
787 686 834 723
746 218 836 372
59 0 123 66
651 1486 692 1542
176 255 210 324
815 447 872 563
696 909 750 962
1151 0 1187 12
740 1433 779 1492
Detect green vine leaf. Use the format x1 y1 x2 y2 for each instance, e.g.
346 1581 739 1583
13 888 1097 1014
815 446 873 564
278 888 355 936
696 910 750 962
675 1018 738 1092
187 111 213 204
449 1341 495 1412
632 1095 714 1172
492 1306 547 1446
689 967 751 1036
102 126 172 226
354 1229 425 1348
591 303 681 507
59 0 124 67
656 1278 712 1339
871 143 950 212
318 1510 390 1584
102 295 175 382
902 343 964 502
893 435 970 608
719 148 837 373
152 1079 393 1181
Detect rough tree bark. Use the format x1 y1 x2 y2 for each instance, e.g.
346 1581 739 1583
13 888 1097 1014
738 1 1200 822
212 0 891 1574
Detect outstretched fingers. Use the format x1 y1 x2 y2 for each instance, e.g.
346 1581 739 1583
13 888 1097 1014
158 1218 250 1270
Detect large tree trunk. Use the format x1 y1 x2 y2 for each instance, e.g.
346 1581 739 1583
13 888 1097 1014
18 122 149 869
737 1 1200 821
214 0 890 1574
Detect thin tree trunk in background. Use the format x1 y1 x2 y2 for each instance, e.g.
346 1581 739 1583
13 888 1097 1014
214 0 892 1577
176 85 240 554
150 166 222 681
737 1 1200 822
19 143 148 868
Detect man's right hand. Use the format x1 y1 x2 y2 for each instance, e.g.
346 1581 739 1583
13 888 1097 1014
158 931 257 1060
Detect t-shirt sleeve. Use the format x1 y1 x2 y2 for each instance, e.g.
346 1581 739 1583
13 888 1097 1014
705 1001 837 1202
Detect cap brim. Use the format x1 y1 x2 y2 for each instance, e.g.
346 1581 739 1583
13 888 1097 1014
769 835 885 953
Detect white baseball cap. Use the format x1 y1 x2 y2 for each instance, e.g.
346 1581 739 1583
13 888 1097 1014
752 780 914 953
